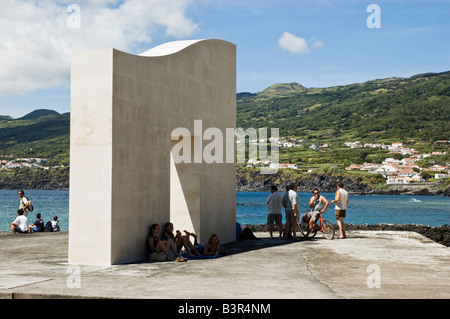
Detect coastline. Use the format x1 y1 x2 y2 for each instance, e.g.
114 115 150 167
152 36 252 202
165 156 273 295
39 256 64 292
1 168 448 196
236 172 450 196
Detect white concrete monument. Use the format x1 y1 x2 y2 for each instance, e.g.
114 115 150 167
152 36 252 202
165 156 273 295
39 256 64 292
69 39 236 266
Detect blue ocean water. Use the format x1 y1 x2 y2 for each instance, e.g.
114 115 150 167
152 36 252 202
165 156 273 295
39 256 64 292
0 190 69 232
0 190 449 232
236 191 450 227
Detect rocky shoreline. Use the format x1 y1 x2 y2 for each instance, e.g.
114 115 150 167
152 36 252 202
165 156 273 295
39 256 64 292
1 169 448 196
236 171 450 196
246 223 450 247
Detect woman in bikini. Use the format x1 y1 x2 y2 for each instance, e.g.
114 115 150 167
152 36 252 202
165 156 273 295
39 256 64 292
203 234 221 256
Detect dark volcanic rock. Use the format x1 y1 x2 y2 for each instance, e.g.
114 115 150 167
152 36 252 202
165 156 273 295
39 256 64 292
245 223 450 247
236 170 449 196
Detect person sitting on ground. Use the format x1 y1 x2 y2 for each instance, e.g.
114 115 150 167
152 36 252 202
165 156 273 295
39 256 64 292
147 224 183 261
162 222 201 256
183 229 204 253
29 213 45 232
304 189 329 237
9 209 29 234
51 216 60 231
203 234 221 256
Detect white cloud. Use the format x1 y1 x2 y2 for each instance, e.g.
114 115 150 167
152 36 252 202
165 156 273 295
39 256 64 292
278 32 309 54
0 0 198 96
278 32 324 54
312 40 324 48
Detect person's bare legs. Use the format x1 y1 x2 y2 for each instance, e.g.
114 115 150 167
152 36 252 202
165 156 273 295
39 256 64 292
292 221 297 240
174 235 199 256
184 230 199 246
188 238 201 255
185 231 201 255
341 218 346 238
269 224 274 239
164 238 179 257
337 217 346 238
305 218 316 237
277 223 283 238
155 241 167 253
284 221 291 239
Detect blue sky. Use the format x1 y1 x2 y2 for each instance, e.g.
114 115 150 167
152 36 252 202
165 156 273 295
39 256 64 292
0 0 449 118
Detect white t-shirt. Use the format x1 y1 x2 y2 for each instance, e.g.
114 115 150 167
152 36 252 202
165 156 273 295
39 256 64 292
335 188 349 210
13 215 29 232
19 196 30 217
288 189 299 209
266 192 283 215
51 220 60 231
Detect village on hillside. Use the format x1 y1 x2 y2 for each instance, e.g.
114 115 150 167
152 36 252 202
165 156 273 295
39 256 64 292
243 138 449 185
0 156 54 169
2 139 449 185
342 141 449 184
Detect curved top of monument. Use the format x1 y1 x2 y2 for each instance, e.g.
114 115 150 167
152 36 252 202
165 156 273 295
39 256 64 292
139 39 230 57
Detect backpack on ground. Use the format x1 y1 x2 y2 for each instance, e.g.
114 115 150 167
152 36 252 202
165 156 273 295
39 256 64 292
44 221 54 232
239 227 259 240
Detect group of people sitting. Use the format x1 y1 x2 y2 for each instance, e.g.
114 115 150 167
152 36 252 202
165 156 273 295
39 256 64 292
148 222 221 262
9 209 60 234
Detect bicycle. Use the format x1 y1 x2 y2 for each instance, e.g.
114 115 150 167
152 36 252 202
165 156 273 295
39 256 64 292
297 210 335 240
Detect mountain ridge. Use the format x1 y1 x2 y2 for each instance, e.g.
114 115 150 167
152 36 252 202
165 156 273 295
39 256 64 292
0 70 448 161
237 70 450 141
17 109 60 121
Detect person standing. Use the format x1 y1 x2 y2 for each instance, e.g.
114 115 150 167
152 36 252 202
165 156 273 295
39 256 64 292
283 183 299 240
289 183 300 240
281 185 291 239
266 185 283 239
331 182 349 239
18 190 31 217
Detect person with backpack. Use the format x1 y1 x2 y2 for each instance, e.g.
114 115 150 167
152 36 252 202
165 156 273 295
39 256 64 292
18 190 32 217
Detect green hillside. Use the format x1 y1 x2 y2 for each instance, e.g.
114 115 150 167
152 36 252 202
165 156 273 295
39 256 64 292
237 71 450 142
17 109 60 121
0 111 69 163
0 71 448 167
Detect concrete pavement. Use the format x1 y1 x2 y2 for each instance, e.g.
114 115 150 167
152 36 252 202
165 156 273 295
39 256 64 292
0 229 449 299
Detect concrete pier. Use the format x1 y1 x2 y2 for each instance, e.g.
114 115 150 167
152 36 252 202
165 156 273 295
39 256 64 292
0 229 448 299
